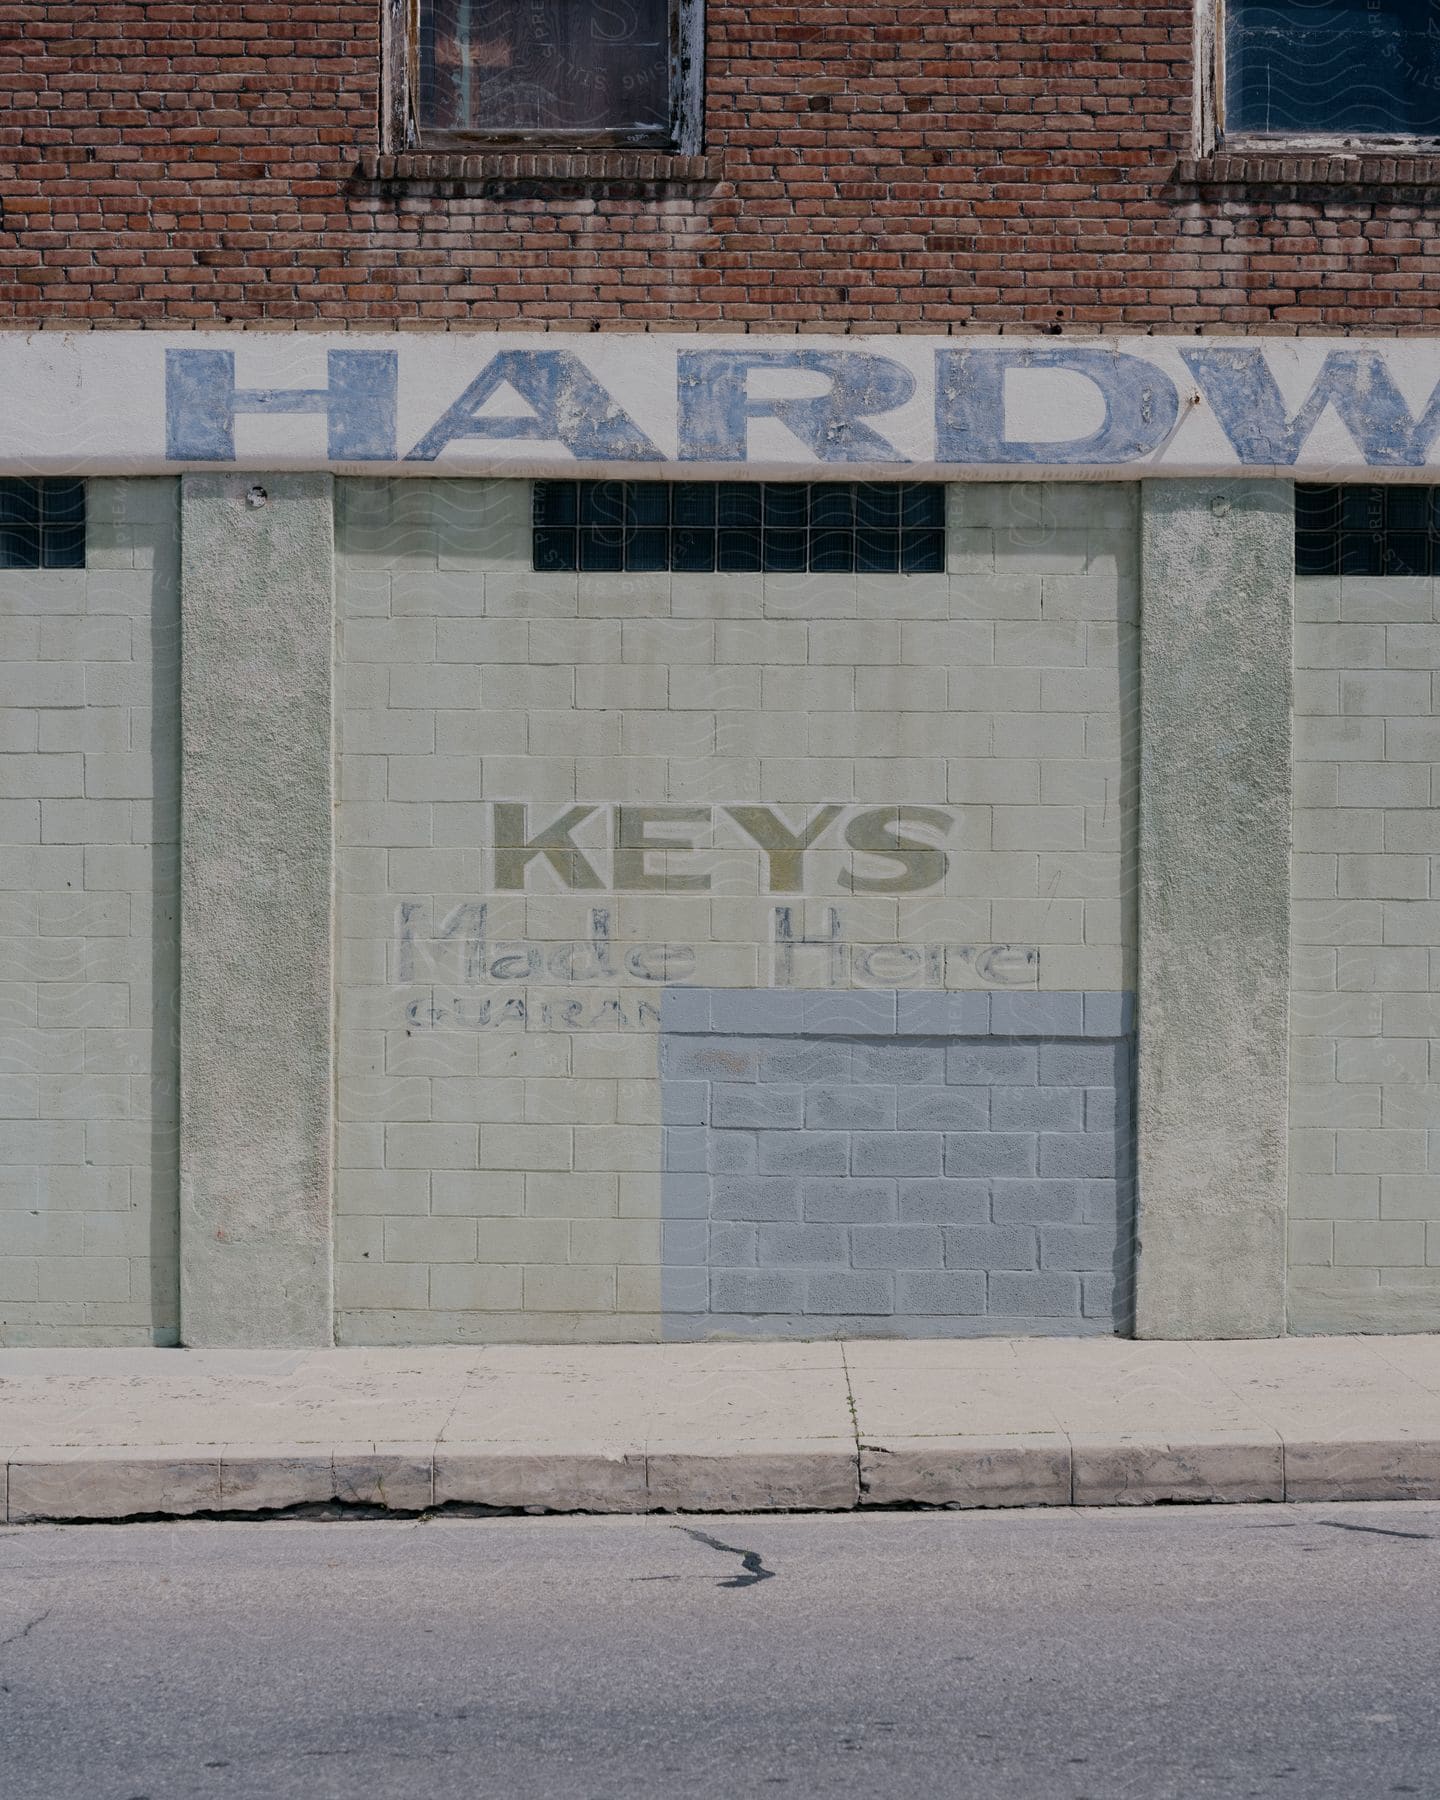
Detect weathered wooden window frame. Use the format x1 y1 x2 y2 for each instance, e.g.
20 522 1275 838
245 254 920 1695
383 0 705 154
1199 0 1440 153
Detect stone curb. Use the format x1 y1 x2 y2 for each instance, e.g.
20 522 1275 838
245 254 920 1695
7 1435 1440 1521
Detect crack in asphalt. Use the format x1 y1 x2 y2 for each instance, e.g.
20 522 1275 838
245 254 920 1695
678 1528 776 1588
1318 1520 1433 1542
0 1609 52 1654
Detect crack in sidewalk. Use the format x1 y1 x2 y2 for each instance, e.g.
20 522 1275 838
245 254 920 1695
840 1340 863 1500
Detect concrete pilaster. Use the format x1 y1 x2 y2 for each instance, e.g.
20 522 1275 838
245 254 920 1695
179 474 335 1345
1135 480 1292 1339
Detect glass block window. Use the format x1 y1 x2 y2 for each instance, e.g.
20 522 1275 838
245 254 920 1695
0 479 86 570
1295 485 1440 576
533 482 946 575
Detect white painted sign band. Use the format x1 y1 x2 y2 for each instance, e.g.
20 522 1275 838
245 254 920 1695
4 331 1440 478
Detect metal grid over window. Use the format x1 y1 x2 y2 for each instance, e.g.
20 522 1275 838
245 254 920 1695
1296 485 1440 577
0 479 86 570
533 482 946 575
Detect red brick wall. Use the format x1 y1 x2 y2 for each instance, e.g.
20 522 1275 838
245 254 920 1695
3 2 1438 332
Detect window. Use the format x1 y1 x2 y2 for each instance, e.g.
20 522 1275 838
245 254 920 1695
398 0 702 150
1295 484 1440 574
1220 0 1440 141
533 482 947 575
0 479 85 570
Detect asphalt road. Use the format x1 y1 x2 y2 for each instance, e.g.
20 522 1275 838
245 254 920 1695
2 1504 1439 1800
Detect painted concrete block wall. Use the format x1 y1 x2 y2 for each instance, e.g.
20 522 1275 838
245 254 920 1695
1289 573 1440 1334
0 479 180 1345
333 478 1138 1343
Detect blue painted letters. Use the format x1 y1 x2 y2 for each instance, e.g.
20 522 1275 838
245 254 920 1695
404 350 661 462
165 349 398 461
935 347 1179 464
158 340 1440 471
678 350 914 462
1184 348 1440 467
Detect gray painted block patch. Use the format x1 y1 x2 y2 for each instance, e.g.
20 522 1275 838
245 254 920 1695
851 1224 945 1269
660 989 1134 1340
806 1084 897 1130
712 1084 803 1129
804 1179 896 1223
948 1044 1038 1086
853 1131 944 1177
710 1178 799 1222
897 1087 989 1130
898 1180 989 1224
944 1224 1038 1271
805 1269 894 1314
944 1133 1037 1178
991 1180 1082 1224
759 1223 850 1266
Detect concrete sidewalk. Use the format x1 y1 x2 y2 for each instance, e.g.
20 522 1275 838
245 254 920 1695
3 1335 1440 1522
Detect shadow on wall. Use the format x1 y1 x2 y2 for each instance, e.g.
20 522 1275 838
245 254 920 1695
113 481 183 1344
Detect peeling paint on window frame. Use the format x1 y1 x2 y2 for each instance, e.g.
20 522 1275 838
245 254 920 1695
1200 0 1440 156
382 0 705 155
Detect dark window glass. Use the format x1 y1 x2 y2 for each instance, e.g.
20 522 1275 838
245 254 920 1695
857 529 900 574
809 529 854 574
533 526 577 572
1226 0 1440 137
762 530 807 573
810 488 856 530
671 528 715 572
717 486 762 531
901 530 946 575
579 481 627 528
717 528 764 573
673 484 716 529
856 484 900 530
626 528 669 571
1295 484 1440 576
418 0 672 141
628 482 669 529
579 527 625 571
533 482 947 575
901 485 946 529
0 479 86 571
534 481 578 527
763 485 808 530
